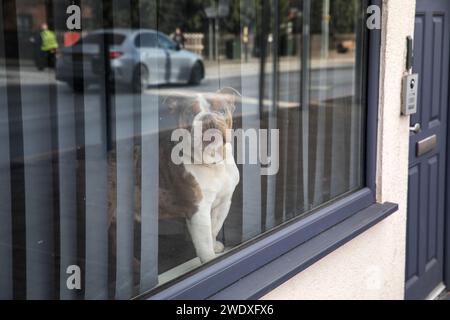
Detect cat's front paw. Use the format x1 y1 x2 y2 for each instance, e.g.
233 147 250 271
214 241 225 254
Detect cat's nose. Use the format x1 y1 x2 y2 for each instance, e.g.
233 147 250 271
198 114 227 139
199 113 220 130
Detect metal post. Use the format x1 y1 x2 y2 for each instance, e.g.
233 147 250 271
301 0 311 211
313 0 330 206
215 17 220 60
209 19 214 61
321 0 330 58
243 25 249 62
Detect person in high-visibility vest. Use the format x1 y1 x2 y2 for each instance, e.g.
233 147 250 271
32 23 59 70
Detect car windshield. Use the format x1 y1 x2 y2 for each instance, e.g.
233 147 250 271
158 33 177 50
77 33 126 46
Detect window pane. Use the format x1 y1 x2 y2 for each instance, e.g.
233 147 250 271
0 0 366 299
157 33 176 50
135 32 157 48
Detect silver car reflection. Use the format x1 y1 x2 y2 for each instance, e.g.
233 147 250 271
56 29 205 92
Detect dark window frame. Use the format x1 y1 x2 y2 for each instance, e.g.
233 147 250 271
140 0 393 300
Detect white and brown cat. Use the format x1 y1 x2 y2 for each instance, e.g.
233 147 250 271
108 88 240 266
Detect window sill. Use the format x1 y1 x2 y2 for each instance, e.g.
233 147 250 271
146 191 394 300
208 202 398 300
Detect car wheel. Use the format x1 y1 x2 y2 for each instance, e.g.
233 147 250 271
132 64 149 93
189 62 203 85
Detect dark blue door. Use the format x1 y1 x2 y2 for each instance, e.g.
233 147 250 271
406 0 450 300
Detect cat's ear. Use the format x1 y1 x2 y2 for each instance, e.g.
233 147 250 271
164 93 204 115
216 87 241 112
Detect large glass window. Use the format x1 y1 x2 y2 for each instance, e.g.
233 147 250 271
0 0 367 299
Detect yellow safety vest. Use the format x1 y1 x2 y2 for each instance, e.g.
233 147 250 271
41 30 59 51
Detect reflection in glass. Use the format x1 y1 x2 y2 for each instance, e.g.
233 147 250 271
0 0 366 299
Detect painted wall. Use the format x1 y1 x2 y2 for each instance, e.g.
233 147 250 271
263 0 415 300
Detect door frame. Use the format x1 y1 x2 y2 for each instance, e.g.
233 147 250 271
445 0 450 289
445 54 450 291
